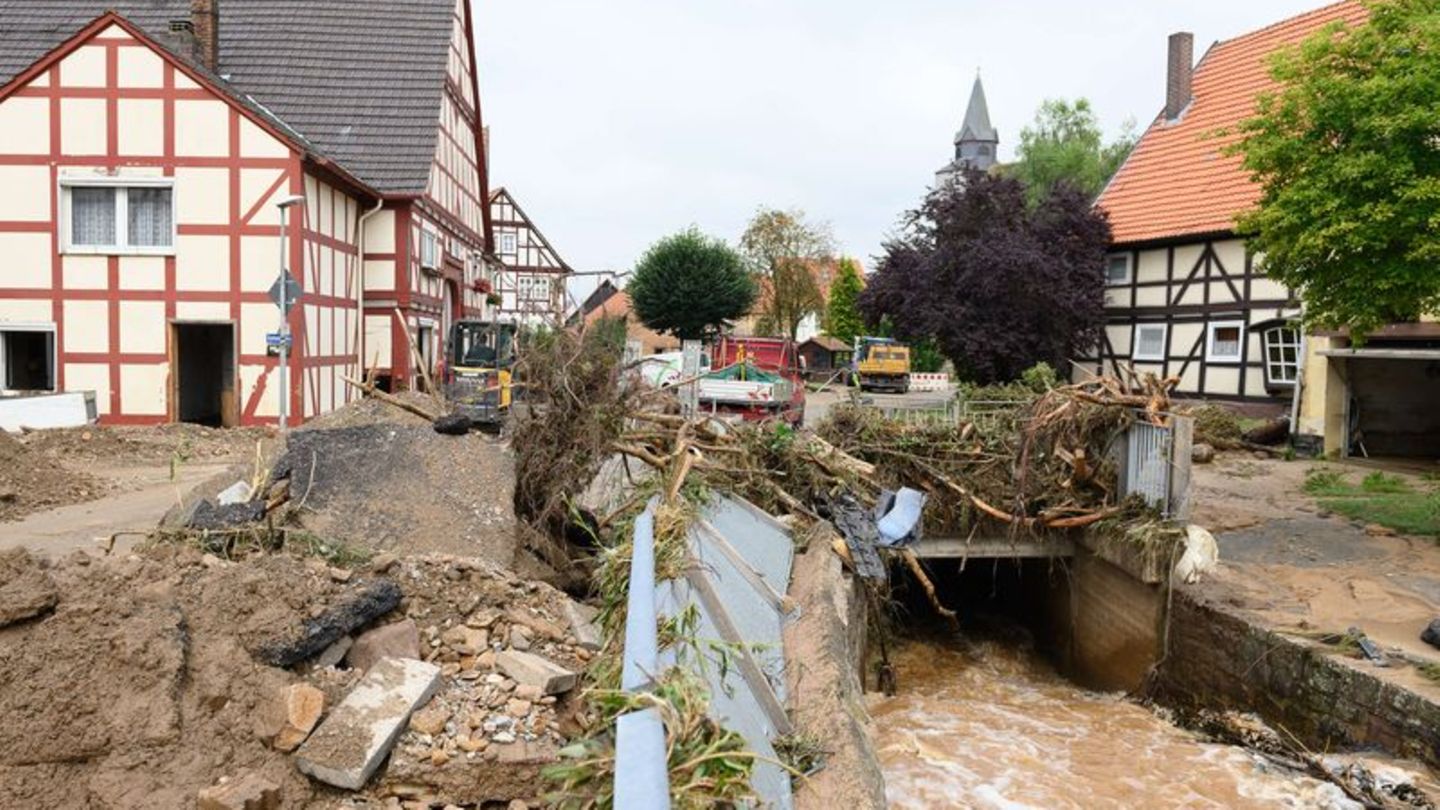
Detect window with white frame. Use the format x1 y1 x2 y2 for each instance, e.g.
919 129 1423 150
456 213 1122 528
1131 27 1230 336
516 275 550 301
1262 326 1300 386
1132 323 1167 361
500 231 517 255
1105 253 1132 286
420 229 439 270
1206 321 1245 363
63 179 174 254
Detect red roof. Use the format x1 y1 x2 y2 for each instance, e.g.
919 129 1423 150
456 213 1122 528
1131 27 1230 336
1097 1 1368 245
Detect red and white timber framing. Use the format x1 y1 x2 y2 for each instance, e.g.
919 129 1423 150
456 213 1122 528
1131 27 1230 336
490 187 573 327
361 0 493 388
0 14 375 426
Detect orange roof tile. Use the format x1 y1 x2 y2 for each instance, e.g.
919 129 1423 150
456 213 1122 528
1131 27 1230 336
1097 1 1368 245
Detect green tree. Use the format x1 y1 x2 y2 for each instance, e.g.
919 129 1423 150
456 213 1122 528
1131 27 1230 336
823 257 865 344
739 208 835 340
1008 98 1136 204
1232 0 1440 339
629 229 757 341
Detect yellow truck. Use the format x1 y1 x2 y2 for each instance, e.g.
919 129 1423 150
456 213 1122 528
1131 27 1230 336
853 337 911 393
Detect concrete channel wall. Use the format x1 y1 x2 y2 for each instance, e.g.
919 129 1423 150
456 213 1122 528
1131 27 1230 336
1158 590 1440 770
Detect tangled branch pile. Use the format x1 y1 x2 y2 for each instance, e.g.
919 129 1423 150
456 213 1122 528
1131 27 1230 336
512 320 635 545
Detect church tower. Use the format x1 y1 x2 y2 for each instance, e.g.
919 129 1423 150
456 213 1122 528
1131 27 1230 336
936 74 1000 186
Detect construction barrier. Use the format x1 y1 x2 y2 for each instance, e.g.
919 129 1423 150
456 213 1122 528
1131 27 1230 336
908 373 952 392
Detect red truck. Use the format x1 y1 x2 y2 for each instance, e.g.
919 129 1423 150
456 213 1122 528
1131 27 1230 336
699 336 806 425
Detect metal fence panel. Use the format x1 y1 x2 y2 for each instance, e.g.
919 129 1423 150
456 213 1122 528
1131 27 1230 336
1125 417 1174 518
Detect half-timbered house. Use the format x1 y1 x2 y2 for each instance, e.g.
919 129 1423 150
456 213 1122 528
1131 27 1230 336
489 187 573 326
0 0 493 426
1087 2 1368 415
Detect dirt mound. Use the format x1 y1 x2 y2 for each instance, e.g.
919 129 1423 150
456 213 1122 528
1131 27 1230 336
301 391 437 430
0 547 591 809
0 430 110 523
17 422 270 466
276 425 517 564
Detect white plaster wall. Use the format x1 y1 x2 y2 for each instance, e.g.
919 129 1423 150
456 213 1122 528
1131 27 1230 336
61 255 107 289
239 365 278 417
118 301 166 353
175 236 229 291
119 256 165 291
240 303 276 356
0 300 52 322
239 117 288 159
64 363 110 414
63 300 107 352
240 236 276 291
0 233 53 288
174 100 229 157
363 314 392 368
1135 249 1167 284
119 363 168 415
0 167 50 221
60 98 106 155
117 99 164 156
1211 239 1248 275
117 46 163 88
175 167 229 224
241 168 285 226
0 98 50 154
174 301 230 321
58 45 106 87
1203 366 1240 395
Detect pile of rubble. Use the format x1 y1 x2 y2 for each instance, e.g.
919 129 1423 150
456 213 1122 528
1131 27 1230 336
0 429 110 522
0 545 596 809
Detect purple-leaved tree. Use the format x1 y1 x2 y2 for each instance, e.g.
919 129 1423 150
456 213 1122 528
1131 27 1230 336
861 169 1110 384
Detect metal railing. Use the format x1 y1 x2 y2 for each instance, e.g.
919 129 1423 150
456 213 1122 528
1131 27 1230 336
614 501 671 808
1122 413 1178 519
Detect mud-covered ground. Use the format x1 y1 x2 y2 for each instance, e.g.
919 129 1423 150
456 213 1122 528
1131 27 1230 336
0 546 592 809
1190 454 1440 699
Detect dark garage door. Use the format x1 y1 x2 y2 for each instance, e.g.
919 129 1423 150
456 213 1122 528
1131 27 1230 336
1350 357 1440 458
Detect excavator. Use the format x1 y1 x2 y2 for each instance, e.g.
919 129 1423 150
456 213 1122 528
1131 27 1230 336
442 319 517 428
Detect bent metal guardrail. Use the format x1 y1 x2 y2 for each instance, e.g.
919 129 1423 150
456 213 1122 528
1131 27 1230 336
614 501 671 809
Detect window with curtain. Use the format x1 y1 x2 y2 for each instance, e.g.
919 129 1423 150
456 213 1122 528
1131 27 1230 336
71 187 117 247
127 187 173 247
65 183 174 252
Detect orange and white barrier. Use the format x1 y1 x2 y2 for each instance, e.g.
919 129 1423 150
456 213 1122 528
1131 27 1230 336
908 373 951 392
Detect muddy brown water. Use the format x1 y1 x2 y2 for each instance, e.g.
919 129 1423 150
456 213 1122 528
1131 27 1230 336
871 638 1392 809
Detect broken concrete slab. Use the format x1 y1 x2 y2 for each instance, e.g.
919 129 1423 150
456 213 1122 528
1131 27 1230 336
495 650 577 696
0 548 58 627
347 618 420 672
216 480 254 506
251 580 402 668
295 657 442 790
561 600 603 651
196 773 281 810
312 636 353 670
272 683 325 753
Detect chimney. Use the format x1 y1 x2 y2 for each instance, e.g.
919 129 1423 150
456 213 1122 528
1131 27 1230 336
1166 32 1194 121
191 0 219 72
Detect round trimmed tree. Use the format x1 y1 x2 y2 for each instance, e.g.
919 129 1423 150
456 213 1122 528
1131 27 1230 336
629 229 757 340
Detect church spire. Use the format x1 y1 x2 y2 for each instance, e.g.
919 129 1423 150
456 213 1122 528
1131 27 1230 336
936 72 1000 186
956 74 998 147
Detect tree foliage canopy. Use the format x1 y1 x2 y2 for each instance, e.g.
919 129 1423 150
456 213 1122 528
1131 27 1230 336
823 257 865 344
860 169 1110 384
629 229 756 341
1232 0 1440 338
1006 98 1136 204
740 208 835 339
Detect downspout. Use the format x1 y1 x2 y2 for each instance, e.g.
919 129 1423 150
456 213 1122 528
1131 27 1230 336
355 198 385 375
1288 301 1306 444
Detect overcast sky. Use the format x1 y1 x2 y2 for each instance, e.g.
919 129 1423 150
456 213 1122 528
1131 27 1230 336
473 1 1324 296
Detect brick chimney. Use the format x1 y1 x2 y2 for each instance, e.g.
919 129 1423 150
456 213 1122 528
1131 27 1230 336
191 0 219 72
1165 32 1194 122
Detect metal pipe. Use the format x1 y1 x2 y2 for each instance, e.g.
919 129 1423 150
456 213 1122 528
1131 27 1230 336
355 198 385 375
614 500 671 807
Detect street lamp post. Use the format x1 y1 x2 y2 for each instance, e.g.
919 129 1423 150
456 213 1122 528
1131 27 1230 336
275 195 306 431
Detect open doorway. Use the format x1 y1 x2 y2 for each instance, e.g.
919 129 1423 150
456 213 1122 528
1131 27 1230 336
1 328 56 391
171 322 236 427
